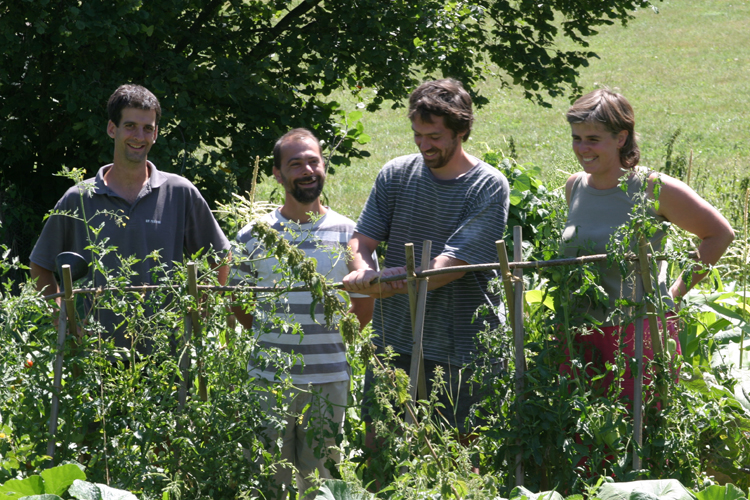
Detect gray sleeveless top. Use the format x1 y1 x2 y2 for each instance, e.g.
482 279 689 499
560 169 673 325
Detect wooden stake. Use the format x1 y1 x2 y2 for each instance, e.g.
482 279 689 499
513 226 525 486
638 235 668 409
406 242 431 422
187 262 207 402
412 241 431 401
495 240 515 328
63 265 77 335
47 264 74 463
633 275 644 471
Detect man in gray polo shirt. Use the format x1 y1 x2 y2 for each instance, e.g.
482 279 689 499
30 84 230 348
343 79 509 434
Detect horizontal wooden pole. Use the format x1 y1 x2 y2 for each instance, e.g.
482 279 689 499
41 251 699 300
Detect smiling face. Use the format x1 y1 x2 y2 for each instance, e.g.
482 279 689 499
274 136 326 205
107 107 158 166
412 114 463 171
571 121 628 181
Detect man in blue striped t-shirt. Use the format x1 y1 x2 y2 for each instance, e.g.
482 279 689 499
231 128 373 498
343 79 510 436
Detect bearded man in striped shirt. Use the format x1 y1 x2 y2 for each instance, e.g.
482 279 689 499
343 79 510 440
231 128 373 499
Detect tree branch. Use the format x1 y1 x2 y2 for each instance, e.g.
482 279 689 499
248 0 324 60
174 0 226 54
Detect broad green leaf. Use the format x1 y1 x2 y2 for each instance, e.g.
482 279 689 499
68 480 138 500
347 110 362 122
597 479 697 500
704 301 748 322
510 486 564 500
513 172 532 193
41 464 86 496
630 492 661 500
694 484 747 500
96 483 139 500
68 480 100 500
314 479 375 500
525 289 555 311
0 476 45 498
19 495 63 500
357 134 371 145
510 189 525 206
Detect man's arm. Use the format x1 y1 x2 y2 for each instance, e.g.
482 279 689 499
343 232 467 298
343 232 398 297
349 296 374 330
231 302 254 330
31 262 59 296
215 254 230 286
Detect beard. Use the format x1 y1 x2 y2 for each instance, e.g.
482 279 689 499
283 174 325 204
422 134 459 170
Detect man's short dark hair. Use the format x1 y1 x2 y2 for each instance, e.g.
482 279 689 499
273 128 322 169
408 79 474 142
107 84 162 126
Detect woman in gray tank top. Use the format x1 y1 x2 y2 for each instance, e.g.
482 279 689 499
559 89 734 400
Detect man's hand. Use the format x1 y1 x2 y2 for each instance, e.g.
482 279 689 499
343 266 406 298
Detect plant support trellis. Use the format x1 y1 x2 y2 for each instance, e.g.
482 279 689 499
41 226 697 483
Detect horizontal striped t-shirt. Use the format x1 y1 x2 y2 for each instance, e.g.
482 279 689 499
231 209 363 385
356 153 509 366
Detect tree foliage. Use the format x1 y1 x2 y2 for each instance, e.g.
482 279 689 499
0 0 658 265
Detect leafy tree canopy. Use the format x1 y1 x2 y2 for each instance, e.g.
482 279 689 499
0 0 658 263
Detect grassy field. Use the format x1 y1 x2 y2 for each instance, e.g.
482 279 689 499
256 0 750 226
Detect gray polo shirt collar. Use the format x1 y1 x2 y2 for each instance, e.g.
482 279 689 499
92 161 168 200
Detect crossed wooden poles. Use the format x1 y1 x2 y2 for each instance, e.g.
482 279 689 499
45 228 684 482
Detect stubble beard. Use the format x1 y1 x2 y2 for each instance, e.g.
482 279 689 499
422 136 459 170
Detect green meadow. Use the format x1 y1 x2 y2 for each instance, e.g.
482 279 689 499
257 0 750 227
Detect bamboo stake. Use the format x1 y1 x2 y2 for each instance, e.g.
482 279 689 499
513 226 525 486
638 235 668 410
496 240 515 328
415 241 431 399
633 275 644 471
741 187 749 369
686 149 693 187
179 318 191 409
63 266 77 338
187 263 207 402
405 242 430 422
406 243 418 330
47 265 74 463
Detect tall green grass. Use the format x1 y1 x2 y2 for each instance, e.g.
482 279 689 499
256 0 750 225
